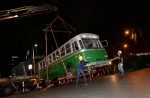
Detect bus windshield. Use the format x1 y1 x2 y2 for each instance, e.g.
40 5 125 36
81 39 102 49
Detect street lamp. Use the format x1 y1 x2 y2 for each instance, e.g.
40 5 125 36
34 44 38 55
124 30 130 36
123 43 128 49
32 43 38 75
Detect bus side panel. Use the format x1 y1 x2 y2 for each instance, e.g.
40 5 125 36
40 51 83 80
48 53 79 79
48 51 82 80
48 62 65 79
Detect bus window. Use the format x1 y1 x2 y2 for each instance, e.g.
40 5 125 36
40 61 43 68
48 56 51 64
82 39 102 49
97 40 102 48
39 62 42 69
72 43 75 52
74 41 79 50
40 63 43 69
44 60 46 67
65 43 71 54
61 47 65 56
53 53 56 61
92 40 97 48
42 61 44 68
56 51 60 59
79 40 84 49
47 57 49 65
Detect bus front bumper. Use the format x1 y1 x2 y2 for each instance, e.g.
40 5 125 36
85 60 111 67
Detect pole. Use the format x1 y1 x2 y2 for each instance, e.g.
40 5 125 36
45 31 48 83
32 48 35 75
87 64 92 85
34 44 38 55
30 69 32 76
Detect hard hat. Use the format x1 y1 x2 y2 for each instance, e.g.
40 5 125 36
79 55 83 61
118 50 122 54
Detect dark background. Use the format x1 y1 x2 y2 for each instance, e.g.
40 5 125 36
0 0 150 77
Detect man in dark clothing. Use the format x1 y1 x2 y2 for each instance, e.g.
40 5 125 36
76 55 88 87
110 50 125 76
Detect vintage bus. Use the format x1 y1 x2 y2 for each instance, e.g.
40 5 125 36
38 33 112 85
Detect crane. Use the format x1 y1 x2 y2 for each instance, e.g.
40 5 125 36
0 4 58 21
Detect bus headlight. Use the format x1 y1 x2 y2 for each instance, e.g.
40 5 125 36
108 61 112 65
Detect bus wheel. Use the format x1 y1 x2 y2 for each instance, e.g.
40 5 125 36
97 67 103 76
53 78 59 86
102 66 109 75
101 68 105 75
109 66 115 74
3 87 13 95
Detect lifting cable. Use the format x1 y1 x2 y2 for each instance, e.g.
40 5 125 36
49 25 67 74
44 14 76 75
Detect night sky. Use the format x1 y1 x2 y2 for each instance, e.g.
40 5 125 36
0 0 150 77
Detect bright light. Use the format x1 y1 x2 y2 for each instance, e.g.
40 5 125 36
123 44 128 48
13 15 18 18
125 30 130 35
34 44 38 47
108 61 112 65
28 64 32 70
0 15 18 20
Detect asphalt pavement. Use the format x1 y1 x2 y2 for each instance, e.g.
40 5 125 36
5 68 150 98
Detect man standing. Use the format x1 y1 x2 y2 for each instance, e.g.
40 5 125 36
117 50 124 76
76 54 88 87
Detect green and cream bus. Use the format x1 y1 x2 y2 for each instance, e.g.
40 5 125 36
38 33 112 85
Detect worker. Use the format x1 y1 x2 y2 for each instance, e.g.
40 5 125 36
76 54 88 87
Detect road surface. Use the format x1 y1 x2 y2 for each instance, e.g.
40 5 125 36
5 68 150 98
